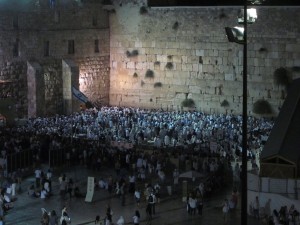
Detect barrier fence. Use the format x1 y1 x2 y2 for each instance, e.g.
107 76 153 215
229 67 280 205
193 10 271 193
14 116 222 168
6 149 34 174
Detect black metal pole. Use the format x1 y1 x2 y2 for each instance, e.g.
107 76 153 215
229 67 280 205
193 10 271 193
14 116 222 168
242 0 248 225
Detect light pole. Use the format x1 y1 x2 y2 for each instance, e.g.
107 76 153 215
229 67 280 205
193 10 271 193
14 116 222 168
225 1 260 224
241 1 248 225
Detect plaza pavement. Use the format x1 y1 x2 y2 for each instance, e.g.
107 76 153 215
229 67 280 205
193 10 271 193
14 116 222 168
4 164 261 225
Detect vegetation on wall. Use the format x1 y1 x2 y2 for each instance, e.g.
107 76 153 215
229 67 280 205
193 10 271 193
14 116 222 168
220 99 229 107
172 21 179 30
165 62 173 70
140 6 148 15
154 61 160 66
126 50 139 57
145 69 154 78
167 55 173 60
181 98 195 108
219 12 227 19
154 82 162 88
259 47 267 53
253 99 273 115
133 72 138 78
274 67 290 88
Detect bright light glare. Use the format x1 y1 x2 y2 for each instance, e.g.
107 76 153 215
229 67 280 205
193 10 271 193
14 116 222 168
238 8 257 24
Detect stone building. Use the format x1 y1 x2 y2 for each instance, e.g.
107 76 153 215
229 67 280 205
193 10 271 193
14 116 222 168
0 0 110 118
0 0 300 119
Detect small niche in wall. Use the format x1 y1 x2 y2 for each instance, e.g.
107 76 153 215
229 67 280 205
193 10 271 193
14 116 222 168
68 40 75 54
13 38 19 57
44 41 50 57
94 40 99 53
13 15 18 29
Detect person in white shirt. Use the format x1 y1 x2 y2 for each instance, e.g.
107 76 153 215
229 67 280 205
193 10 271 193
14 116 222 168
34 168 42 188
40 188 47 199
132 210 140 225
116 216 125 225
134 189 141 206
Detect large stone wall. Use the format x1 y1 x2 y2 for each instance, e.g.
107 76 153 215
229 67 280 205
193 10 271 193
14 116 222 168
109 1 300 115
0 1 110 117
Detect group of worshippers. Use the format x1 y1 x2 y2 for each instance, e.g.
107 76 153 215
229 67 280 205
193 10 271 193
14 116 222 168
1 106 273 157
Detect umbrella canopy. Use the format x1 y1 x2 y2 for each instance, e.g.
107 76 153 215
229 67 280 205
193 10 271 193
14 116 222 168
178 170 204 179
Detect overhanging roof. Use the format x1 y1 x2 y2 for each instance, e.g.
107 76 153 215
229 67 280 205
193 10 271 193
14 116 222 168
261 78 300 164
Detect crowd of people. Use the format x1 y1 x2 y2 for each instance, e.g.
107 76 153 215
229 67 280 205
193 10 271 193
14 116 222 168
0 106 275 224
0 106 274 167
249 196 300 225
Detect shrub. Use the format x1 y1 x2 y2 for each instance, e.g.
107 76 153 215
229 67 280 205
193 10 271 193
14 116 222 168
259 47 267 52
220 99 229 107
253 99 272 115
126 50 139 57
140 6 148 15
133 72 138 78
154 61 160 65
181 99 195 108
154 82 162 88
172 21 179 30
165 62 173 70
274 67 290 87
145 69 154 78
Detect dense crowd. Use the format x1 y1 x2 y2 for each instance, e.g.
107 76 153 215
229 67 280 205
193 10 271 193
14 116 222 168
0 106 275 225
3 106 274 153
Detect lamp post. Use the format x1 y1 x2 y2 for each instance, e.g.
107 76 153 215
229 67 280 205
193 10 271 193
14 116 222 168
225 1 261 224
241 1 248 225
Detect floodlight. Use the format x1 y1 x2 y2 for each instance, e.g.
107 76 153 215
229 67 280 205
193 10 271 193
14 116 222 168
225 27 245 44
238 8 257 24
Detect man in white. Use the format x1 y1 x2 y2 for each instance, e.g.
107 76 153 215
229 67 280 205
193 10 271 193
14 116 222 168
34 168 42 188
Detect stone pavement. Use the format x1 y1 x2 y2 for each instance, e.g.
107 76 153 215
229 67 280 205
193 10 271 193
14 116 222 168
4 164 261 225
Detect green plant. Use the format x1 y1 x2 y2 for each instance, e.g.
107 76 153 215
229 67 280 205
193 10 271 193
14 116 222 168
165 62 173 70
219 12 227 19
253 99 272 115
167 55 173 60
154 61 160 65
145 69 154 78
154 82 162 88
140 6 148 15
126 50 139 57
172 21 179 30
181 99 195 108
133 72 138 78
274 67 290 87
221 99 229 107
259 47 267 52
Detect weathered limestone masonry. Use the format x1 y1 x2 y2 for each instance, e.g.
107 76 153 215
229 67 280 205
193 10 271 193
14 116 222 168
109 0 300 115
0 1 110 118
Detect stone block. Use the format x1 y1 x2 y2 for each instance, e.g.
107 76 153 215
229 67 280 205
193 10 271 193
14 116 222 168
196 49 204 56
286 44 300 52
